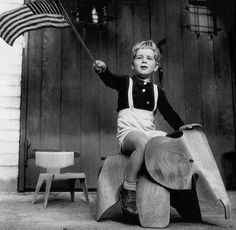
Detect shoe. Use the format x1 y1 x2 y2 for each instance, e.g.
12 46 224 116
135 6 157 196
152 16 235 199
118 185 138 215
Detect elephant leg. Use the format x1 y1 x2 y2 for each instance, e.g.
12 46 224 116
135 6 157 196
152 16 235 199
170 176 202 222
137 175 170 228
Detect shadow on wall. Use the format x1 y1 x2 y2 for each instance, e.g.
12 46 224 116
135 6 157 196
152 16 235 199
221 151 236 190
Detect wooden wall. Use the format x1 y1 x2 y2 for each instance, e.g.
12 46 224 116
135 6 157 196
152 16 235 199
0 0 24 192
19 0 235 190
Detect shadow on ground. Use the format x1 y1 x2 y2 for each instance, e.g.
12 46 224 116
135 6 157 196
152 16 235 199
0 191 235 230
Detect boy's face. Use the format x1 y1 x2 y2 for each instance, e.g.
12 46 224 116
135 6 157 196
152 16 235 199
132 48 158 80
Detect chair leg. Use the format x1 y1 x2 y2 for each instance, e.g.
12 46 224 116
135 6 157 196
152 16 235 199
43 174 54 208
32 174 45 204
69 179 76 202
137 175 170 228
79 178 89 204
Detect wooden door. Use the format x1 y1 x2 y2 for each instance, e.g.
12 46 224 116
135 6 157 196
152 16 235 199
18 0 235 191
19 1 120 191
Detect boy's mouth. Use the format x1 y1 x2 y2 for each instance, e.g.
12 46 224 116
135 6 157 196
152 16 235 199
140 66 148 70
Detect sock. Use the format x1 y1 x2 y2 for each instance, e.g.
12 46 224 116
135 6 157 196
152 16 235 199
123 177 137 191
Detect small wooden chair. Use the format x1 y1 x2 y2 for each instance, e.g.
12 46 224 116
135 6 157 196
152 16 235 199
32 151 89 208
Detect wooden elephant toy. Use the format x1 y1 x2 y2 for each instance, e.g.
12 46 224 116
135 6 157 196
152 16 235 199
97 128 231 228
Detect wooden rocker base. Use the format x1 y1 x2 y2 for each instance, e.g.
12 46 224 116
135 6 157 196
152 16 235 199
32 172 89 208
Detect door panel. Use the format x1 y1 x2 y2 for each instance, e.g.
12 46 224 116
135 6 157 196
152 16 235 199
22 1 121 190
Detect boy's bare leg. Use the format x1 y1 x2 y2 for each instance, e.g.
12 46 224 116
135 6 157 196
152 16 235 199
122 131 149 181
118 131 148 215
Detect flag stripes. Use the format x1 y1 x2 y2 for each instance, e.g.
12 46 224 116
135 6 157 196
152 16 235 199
27 0 61 15
0 0 69 46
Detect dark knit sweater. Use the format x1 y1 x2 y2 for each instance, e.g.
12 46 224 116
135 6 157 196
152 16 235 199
98 68 185 130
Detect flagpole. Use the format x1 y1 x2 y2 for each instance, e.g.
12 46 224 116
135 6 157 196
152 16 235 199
58 0 96 63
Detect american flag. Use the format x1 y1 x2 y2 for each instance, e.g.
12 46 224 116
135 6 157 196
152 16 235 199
0 0 69 46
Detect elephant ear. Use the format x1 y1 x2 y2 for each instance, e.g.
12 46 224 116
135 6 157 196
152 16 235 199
144 129 231 220
144 133 194 190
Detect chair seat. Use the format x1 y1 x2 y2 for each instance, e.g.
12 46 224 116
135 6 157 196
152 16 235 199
53 172 86 180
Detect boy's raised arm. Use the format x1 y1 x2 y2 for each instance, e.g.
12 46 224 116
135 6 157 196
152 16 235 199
93 60 127 90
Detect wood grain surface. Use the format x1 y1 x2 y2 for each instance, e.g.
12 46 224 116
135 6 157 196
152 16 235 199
97 153 129 221
145 129 231 219
137 175 170 228
145 131 193 190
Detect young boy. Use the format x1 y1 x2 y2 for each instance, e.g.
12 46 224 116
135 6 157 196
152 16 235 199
94 40 195 215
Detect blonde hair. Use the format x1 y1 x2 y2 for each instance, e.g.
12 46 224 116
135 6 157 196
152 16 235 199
132 40 161 64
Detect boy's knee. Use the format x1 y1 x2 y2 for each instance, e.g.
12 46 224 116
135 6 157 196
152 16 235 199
136 136 149 151
136 142 147 152
122 131 149 153
132 140 148 159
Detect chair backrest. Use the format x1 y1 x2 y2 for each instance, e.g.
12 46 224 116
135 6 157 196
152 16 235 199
35 151 74 173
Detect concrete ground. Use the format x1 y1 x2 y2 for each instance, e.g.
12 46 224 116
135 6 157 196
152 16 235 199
0 191 235 230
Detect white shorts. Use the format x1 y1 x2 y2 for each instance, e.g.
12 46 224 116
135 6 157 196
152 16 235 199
117 108 167 147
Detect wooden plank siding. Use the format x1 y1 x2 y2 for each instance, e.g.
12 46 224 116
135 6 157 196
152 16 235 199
212 1 235 174
80 26 101 187
18 0 235 190
99 0 118 161
0 0 24 192
60 28 82 175
150 0 167 131
181 0 202 125
23 30 43 189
